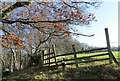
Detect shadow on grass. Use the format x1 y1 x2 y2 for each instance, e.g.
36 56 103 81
48 63 120 80
3 63 120 80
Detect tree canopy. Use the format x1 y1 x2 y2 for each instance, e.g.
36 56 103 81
0 1 102 73
0 1 101 49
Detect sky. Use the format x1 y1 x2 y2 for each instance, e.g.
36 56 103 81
0 1 119 47
73 1 119 47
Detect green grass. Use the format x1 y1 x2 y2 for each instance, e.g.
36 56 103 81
35 51 120 80
44 51 120 68
113 51 120 58
4 51 120 80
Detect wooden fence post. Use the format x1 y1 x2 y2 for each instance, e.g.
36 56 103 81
105 28 113 64
52 44 58 68
48 48 50 68
42 50 44 66
105 28 119 65
72 45 78 68
47 50 49 65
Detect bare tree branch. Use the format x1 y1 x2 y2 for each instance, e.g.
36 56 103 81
0 24 10 34
33 33 51 54
72 2 102 7
2 19 70 24
2 2 30 18
63 2 77 8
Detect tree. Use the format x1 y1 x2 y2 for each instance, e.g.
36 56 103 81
0 1 101 71
50 37 82 54
1 1 101 43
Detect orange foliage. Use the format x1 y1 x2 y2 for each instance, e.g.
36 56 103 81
54 23 64 30
28 37 32 43
58 23 63 30
1 42 10 48
71 12 74 16
54 23 58 27
17 43 25 49
1 34 25 49
1 1 98 48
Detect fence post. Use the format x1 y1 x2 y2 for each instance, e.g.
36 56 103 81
72 45 78 68
105 28 113 64
46 50 49 65
52 44 58 68
105 28 120 65
42 50 44 67
48 48 50 68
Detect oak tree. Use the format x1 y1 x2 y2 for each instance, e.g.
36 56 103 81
0 1 101 70
0 1 101 48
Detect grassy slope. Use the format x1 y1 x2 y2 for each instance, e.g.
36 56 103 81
3 51 120 80
113 51 120 59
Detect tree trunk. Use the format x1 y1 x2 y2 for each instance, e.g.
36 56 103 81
10 48 20 72
10 53 13 73
12 49 19 70
19 50 22 69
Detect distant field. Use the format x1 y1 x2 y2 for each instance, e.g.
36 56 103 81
56 51 120 61
77 51 120 59
50 51 120 68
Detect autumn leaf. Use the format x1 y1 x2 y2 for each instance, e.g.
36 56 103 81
1 34 25 49
28 37 32 45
